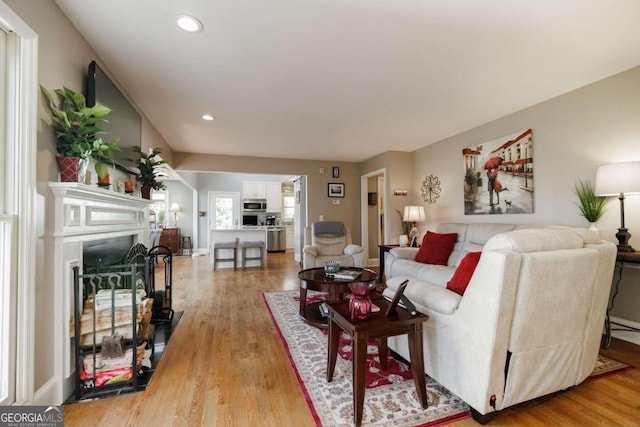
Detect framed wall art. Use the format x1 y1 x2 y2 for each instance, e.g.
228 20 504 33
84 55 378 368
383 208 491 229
462 129 534 215
328 183 345 198
332 166 340 178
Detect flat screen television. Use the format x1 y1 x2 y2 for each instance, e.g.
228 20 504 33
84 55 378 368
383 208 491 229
86 60 141 174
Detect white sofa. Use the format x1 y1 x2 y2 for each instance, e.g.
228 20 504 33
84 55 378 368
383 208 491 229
382 223 616 422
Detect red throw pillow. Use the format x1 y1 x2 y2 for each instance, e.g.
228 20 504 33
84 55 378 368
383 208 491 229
446 252 482 296
415 231 458 265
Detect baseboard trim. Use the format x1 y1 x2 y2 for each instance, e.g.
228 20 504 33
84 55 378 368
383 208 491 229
610 316 640 346
32 376 59 405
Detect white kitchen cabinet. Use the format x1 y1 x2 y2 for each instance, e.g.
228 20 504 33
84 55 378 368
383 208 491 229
286 226 295 250
266 182 282 212
243 181 266 199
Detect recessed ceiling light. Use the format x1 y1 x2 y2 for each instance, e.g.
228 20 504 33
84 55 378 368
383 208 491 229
202 114 215 121
176 14 203 33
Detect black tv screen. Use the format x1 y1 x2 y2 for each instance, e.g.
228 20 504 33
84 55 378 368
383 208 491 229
86 60 141 174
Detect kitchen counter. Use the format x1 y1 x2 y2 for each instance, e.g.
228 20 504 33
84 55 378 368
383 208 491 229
210 228 268 268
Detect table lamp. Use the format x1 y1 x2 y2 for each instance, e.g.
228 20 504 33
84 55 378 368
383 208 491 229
170 202 182 227
403 205 426 247
595 161 640 252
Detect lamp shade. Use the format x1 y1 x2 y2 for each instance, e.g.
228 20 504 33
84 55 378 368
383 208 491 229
403 205 426 222
595 161 640 196
170 202 181 212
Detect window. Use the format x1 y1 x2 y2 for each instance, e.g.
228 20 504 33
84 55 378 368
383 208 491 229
207 192 240 238
283 195 295 220
0 5 38 404
0 24 13 406
150 190 167 228
215 197 234 229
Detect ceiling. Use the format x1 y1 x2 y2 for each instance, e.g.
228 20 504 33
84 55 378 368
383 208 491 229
55 0 640 163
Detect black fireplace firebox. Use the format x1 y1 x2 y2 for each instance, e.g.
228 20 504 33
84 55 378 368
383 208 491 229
83 235 135 273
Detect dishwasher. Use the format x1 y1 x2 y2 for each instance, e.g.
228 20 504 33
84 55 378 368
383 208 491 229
267 227 286 252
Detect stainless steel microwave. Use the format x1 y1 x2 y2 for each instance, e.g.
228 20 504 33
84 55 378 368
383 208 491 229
243 199 267 212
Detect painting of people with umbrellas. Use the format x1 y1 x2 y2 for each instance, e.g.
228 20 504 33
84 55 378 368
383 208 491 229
462 129 534 214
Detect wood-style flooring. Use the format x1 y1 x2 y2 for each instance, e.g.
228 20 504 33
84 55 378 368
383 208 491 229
64 252 640 426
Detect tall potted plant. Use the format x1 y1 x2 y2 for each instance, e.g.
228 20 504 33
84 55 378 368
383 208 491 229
130 146 167 199
40 85 119 183
574 180 608 230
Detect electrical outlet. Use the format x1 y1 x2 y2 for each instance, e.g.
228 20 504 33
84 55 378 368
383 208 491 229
319 215 324 221
332 200 340 205
319 168 325 174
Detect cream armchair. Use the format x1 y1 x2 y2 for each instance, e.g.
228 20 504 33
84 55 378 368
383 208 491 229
303 221 364 269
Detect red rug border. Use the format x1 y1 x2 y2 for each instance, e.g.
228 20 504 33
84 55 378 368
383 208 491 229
262 292 323 427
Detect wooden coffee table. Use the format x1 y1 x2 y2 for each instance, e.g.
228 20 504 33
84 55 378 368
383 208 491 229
325 297 428 427
297 267 377 328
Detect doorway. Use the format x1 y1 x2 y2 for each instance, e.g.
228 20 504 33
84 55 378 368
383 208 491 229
361 169 386 266
207 191 240 250
293 176 307 264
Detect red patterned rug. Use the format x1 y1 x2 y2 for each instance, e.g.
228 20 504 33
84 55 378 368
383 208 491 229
264 290 471 426
264 290 632 427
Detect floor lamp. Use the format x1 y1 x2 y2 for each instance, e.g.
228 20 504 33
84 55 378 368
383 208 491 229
595 161 640 252
403 205 426 247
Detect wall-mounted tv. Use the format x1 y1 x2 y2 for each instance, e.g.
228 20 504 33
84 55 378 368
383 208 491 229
86 60 141 174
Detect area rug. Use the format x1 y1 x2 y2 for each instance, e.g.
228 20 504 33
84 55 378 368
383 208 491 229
588 353 632 381
264 291 470 426
263 290 631 427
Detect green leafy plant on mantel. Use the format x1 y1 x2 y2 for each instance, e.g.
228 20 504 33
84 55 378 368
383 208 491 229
574 180 609 222
130 146 167 190
40 85 120 179
91 138 121 180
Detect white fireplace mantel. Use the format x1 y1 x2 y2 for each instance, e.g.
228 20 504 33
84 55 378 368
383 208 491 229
48 182 151 404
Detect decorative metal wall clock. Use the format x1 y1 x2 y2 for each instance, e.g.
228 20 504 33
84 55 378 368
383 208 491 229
421 175 441 204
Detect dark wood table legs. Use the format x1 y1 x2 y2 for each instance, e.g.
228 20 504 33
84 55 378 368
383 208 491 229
408 323 428 408
326 298 428 427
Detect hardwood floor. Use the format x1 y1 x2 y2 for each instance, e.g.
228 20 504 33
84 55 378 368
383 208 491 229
64 253 640 426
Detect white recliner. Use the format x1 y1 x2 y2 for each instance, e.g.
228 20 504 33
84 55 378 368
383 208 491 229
303 221 364 269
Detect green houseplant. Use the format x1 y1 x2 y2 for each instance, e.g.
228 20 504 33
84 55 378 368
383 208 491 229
40 85 119 182
130 146 167 199
574 180 608 225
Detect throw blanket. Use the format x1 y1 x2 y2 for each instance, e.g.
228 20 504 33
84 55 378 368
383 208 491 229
314 221 345 236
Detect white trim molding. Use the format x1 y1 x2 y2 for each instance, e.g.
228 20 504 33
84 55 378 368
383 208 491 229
0 1 38 406
610 316 640 346
360 168 386 268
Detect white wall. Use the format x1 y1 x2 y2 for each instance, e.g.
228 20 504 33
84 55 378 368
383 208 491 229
411 66 640 324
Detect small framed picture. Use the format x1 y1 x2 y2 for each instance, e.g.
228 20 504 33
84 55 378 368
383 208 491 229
332 166 340 178
328 183 345 198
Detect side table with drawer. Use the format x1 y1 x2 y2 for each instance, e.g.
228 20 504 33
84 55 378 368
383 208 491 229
159 228 180 254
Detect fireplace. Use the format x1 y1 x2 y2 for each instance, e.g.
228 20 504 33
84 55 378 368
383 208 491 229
49 182 150 404
83 235 135 273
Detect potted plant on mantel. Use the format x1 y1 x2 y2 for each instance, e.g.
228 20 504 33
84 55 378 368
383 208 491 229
574 179 609 231
40 85 120 183
130 146 167 199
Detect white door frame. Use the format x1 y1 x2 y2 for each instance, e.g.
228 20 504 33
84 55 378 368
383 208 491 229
360 168 386 267
207 191 240 252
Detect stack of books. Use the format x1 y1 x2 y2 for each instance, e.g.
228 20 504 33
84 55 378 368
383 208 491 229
332 268 362 281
